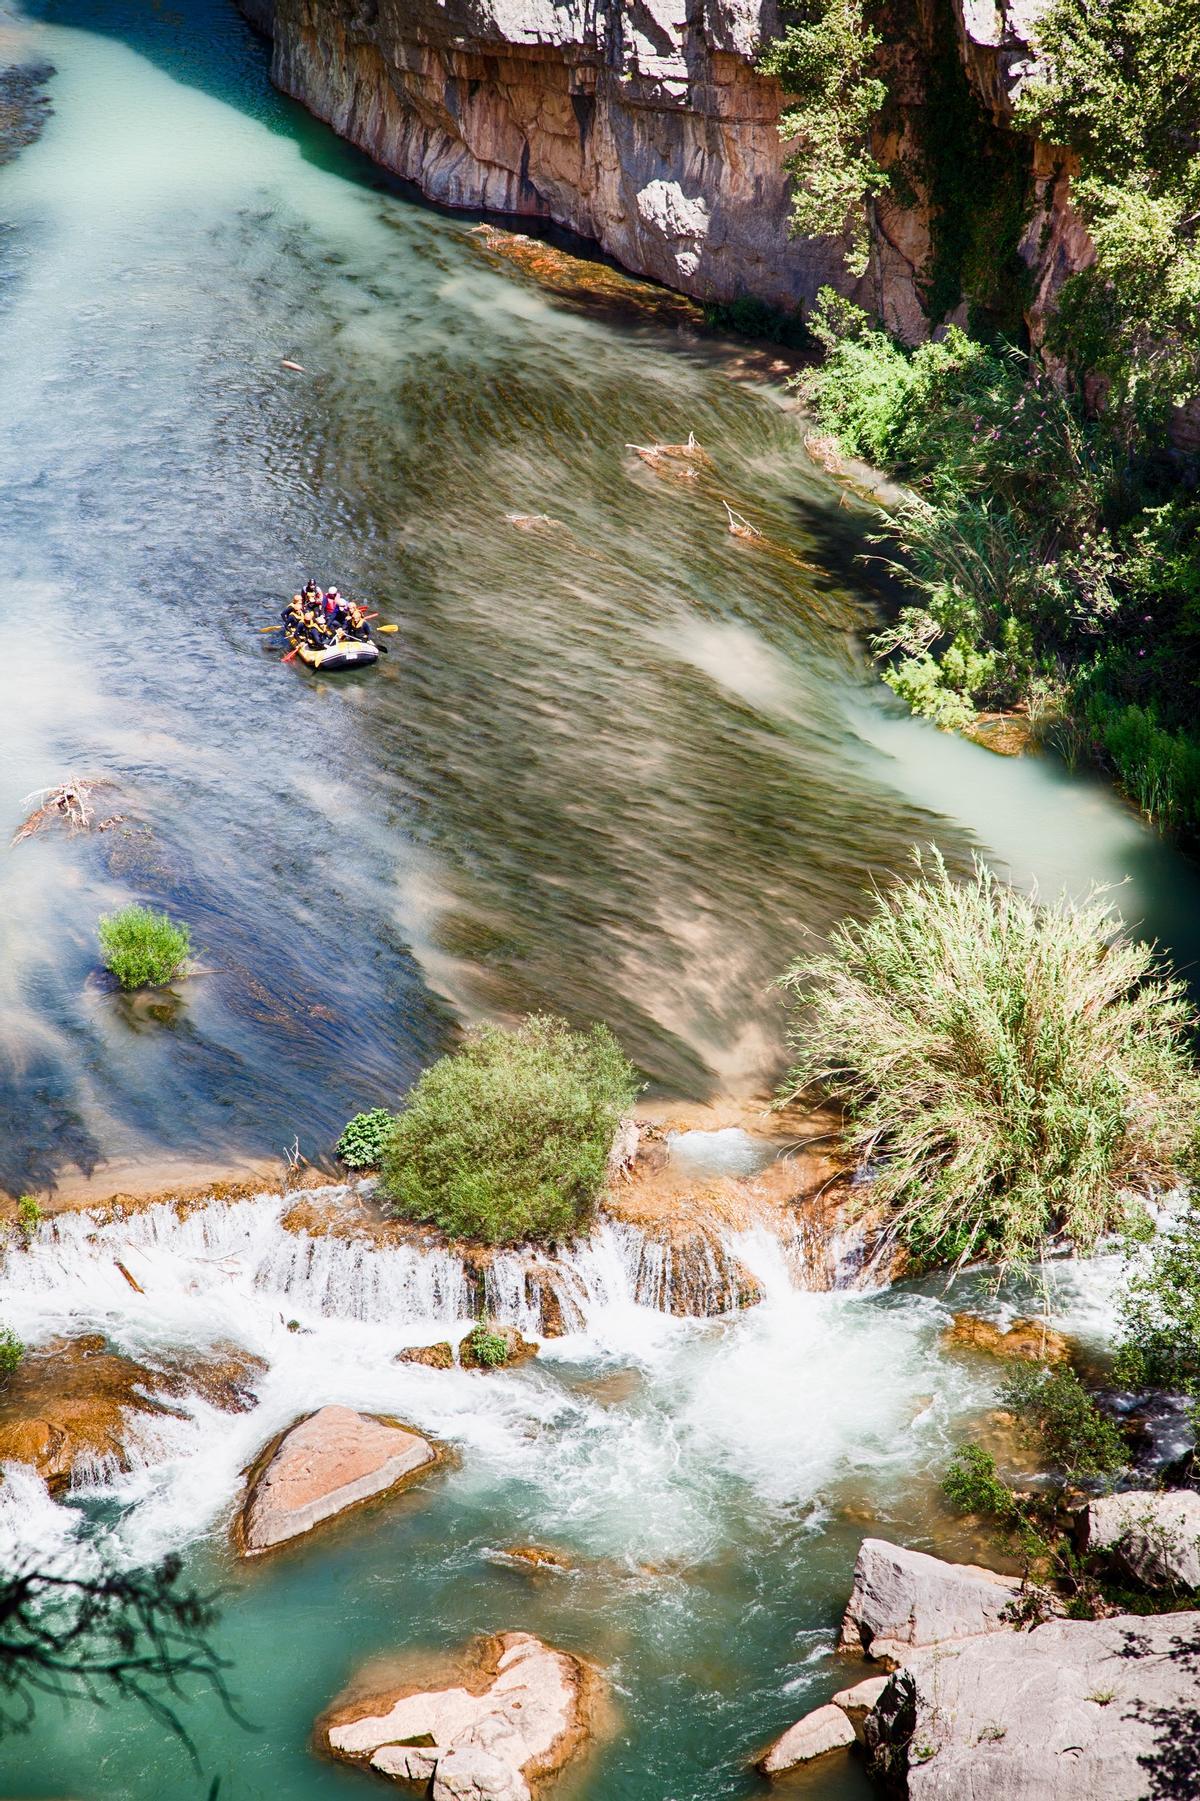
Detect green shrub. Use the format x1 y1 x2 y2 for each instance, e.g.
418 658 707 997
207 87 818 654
98 905 190 991
942 1444 1019 1521
805 293 914 464
378 1016 641 1246
335 1109 394 1171
1116 1203 1200 1392
0 1327 23 1379
1078 690 1200 834
1000 1363 1127 1480
465 1323 509 1368
779 848 1200 1272
16 1196 42 1244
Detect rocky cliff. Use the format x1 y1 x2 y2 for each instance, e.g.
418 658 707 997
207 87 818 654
241 0 1090 343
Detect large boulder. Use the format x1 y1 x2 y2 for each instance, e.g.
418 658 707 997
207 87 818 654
840 1538 1043 1662
755 1703 855 1777
1084 1489 1200 1593
239 1405 439 1555
865 1610 1200 1799
319 1631 597 1799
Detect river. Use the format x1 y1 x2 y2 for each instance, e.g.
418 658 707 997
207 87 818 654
1 1 1198 1796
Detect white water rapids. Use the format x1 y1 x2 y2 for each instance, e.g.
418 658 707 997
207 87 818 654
0 1186 1125 1583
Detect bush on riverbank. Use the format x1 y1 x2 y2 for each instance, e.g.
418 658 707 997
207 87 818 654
378 1016 640 1246
1116 1203 1200 1396
779 849 1200 1271
943 1360 1128 1610
97 905 190 991
796 0 1200 833
335 1109 393 1171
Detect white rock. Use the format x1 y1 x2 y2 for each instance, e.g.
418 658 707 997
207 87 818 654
756 1703 855 1776
323 1632 591 1795
1085 1489 1200 1591
240 1405 437 1554
832 1674 891 1716
867 1611 1200 1799
433 1745 531 1800
840 1537 1041 1660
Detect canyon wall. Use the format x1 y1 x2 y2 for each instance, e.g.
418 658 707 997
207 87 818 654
242 0 1090 343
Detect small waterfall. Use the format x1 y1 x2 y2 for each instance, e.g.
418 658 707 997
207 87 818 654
0 1184 881 1356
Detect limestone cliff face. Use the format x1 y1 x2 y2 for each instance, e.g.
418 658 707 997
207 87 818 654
255 0 851 310
243 0 1092 342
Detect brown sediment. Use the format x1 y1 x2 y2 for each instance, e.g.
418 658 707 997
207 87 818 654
964 711 1037 758
0 1336 273 1492
3 1153 318 1220
941 1313 1072 1364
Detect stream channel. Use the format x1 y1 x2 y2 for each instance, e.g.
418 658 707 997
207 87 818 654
4 2 1200 1797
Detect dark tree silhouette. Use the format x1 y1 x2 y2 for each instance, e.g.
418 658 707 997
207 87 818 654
0 1553 243 1776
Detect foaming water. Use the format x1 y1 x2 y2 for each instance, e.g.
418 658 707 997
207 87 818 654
0 1189 1115 1797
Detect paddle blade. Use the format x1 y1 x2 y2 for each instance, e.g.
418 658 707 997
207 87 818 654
281 648 299 663
377 624 399 634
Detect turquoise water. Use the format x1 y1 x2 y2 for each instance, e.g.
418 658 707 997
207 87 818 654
1 1 1197 1796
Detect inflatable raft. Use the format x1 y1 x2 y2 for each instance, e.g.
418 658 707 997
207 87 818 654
288 634 379 672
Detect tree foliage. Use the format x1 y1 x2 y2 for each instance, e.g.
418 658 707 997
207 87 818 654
379 1016 641 1246
1016 0 1200 427
759 0 888 275
1116 1203 1200 1391
779 849 1200 1271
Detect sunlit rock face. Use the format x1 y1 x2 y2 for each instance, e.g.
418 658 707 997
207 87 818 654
242 0 1091 343
244 0 854 311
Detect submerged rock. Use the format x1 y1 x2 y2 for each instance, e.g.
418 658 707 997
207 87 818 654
756 1703 855 1776
239 1405 439 1555
1083 1489 1200 1593
941 1312 1071 1363
865 1610 1200 1799
839 1538 1046 1662
496 1544 573 1573
0 1334 185 1491
319 1630 598 1798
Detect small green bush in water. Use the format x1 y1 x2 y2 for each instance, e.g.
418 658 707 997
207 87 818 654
942 1445 1019 1522
98 905 190 991
335 1109 394 1170
466 1323 509 1368
1001 1363 1127 1481
0 1327 23 1380
379 1015 641 1246
779 847 1200 1271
